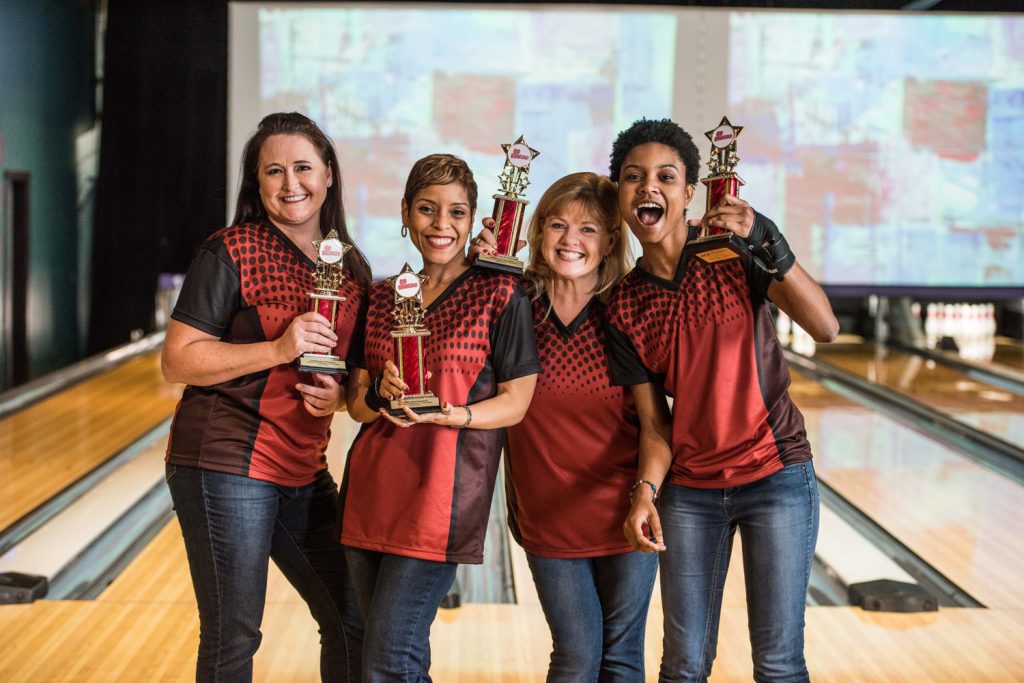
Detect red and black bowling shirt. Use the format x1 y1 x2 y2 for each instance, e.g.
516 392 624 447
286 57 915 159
166 221 365 486
605 218 811 489
505 294 639 559
341 267 540 564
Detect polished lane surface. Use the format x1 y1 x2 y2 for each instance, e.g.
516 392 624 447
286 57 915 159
788 369 1024 608
992 339 1024 372
0 352 181 532
3 358 1023 680
810 342 1024 447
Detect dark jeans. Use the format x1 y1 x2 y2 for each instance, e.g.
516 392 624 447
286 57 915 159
166 464 363 682
344 547 458 682
657 462 819 683
527 551 659 682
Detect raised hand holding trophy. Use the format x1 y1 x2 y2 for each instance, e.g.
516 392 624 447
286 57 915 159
387 264 441 415
684 117 749 264
297 229 351 374
476 134 540 273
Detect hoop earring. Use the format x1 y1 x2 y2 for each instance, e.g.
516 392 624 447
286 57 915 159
401 224 409 238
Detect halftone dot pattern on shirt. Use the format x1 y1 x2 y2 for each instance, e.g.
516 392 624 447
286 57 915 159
533 298 622 401
223 223 309 325
607 258 751 375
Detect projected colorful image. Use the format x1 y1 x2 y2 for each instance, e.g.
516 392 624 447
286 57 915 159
728 13 1024 287
256 7 675 277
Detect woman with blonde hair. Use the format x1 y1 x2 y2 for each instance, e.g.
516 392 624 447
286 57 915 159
478 171 660 681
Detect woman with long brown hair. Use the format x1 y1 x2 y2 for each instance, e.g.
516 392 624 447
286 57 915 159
162 112 369 682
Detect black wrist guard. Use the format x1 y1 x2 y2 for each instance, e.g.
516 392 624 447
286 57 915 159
364 375 387 412
742 212 782 249
750 234 796 281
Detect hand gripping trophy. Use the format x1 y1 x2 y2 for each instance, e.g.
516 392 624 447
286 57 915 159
684 116 749 264
386 264 441 415
297 229 352 374
475 134 540 273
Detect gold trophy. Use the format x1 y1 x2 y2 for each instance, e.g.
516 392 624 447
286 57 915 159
297 229 351 374
476 134 540 273
684 117 748 264
386 264 441 415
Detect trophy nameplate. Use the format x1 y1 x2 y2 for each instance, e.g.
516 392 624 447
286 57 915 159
685 117 749 264
476 135 540 274
387 264 441 415
297 230 351 374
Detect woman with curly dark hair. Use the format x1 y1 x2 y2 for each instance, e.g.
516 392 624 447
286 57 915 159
606 118 838 683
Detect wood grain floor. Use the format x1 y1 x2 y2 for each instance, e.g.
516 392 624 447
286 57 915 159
0 352 180 532
3 562 1023 681
790 361 1024 608
813 342 1024 445
2 347 1024 680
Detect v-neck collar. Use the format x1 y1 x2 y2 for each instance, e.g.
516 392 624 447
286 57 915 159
262 220 318 269
540 292 600 337
423 265 477 314
633 225 700 289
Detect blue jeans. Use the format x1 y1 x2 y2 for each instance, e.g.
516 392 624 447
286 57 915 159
166 465 363 682
657 461 819 683
345 547 458 682
527 551 659 682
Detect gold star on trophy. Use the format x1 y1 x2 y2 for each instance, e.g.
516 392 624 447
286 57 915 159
478 134 541 274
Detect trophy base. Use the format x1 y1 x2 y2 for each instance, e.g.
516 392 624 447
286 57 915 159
296 354 347 375
684 232 748 264
476 252 525 274
389 393 442 416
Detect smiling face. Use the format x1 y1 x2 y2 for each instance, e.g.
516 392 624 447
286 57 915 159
539 200 616 287
401 182 474 268
617 142 695 249
257 133 332 235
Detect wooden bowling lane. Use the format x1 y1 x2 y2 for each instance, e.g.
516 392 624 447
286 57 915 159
788 370 1024 608
3 592 1022 680
0 351 181 532
992 339 1024 373
4 401 1022 680
811 341 1024 447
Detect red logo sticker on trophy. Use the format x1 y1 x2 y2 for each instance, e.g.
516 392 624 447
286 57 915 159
297 229 352 374
476 134 540 274
386 264 441 415
684 116 749 264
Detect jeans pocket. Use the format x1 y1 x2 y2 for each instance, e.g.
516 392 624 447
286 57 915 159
165 464 177 483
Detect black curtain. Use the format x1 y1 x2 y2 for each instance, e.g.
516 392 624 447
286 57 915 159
89 1 227 353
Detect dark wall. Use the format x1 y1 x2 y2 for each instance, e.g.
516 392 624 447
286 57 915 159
88 1 228 354
0 0 96 385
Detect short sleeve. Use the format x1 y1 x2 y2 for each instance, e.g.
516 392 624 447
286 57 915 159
745 212 778 301
170 243 240 338
604 320 655 386
346 296 369 370
490 286 541 383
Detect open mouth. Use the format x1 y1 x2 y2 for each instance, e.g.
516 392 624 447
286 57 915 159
281 194 309 204
634 202 664 227
555 249 585 262
426 235 455 249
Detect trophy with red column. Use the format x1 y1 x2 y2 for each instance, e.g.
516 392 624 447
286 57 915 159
387 264 441 415
684 117 749 264
297 229 351 374
476 134 540 273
